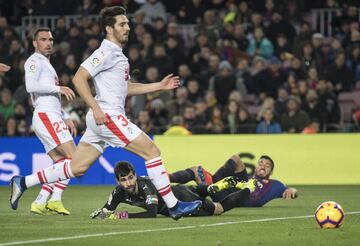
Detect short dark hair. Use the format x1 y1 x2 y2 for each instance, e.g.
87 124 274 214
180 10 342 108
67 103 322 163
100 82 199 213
99 6 126 34
259 155 274 170
33 27 51 40
114 161 135 180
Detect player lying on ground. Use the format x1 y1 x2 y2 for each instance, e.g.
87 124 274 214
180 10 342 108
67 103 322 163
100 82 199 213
168 154 298 207
90 161 257 219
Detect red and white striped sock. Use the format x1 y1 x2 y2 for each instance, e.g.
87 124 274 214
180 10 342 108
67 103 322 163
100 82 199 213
34 183 54 205
145 157 178 208
25 159 74 188
49 179 69 201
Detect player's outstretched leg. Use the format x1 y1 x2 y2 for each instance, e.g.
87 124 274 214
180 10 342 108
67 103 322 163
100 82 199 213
46 180 71 215
30 184 56 215
168 200 202 220
9 176 27 210
207 176 238 195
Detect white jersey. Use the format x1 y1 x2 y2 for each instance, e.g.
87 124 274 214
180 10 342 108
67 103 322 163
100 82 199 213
24 52 61 114
81 39 130 115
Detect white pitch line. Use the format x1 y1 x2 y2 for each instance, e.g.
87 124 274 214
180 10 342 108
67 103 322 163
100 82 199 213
1 211 359 246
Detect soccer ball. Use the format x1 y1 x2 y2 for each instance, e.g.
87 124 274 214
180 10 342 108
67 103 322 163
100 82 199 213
314 201 345 228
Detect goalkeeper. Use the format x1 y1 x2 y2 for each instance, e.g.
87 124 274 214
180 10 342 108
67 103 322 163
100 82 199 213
90 161 256 219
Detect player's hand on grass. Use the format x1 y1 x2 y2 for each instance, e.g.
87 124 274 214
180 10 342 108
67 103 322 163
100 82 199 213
90 208 113 219
282 188 298 199
65 119 77 136
60 86 76 101
108 211 129 220
160 74 180 90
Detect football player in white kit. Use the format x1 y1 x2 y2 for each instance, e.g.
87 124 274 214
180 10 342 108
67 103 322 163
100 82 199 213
10 6 201 220
24 27 77 215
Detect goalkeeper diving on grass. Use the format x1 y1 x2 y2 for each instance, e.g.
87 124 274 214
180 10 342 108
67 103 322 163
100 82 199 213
90 161 257 219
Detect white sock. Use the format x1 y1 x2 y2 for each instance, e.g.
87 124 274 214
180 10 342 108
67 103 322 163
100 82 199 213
145 157 178 208
34 184 53 205
49 179 69 201
25 159 74 188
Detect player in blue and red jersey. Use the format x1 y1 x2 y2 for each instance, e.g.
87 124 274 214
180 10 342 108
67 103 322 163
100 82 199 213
168 154 298 207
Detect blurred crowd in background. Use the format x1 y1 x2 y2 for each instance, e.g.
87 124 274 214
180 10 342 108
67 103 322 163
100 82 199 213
1 0 360 136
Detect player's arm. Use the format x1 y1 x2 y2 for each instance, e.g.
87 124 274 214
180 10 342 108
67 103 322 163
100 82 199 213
25 60 75 100
282 187 298 199
72 67 107 125
90 187 122 219
127 74 180 96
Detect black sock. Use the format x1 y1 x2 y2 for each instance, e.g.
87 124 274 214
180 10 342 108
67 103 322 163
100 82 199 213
191 184 209 198
20 177 27 189
169 168 195 184
212 159 237 183
219 189 250 212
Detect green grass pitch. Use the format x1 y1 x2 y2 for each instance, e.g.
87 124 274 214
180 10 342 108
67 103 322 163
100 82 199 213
1 185 359 246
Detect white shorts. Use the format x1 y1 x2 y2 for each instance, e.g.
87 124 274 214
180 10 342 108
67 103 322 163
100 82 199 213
80 110 143 153
32 111 73 153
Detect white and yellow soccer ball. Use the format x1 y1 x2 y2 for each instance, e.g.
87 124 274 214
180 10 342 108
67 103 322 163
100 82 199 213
314 201 345 228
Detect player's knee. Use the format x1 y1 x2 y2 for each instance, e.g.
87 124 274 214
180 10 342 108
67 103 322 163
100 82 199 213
71 164 88 177
231 155 244 172
144 144 161 160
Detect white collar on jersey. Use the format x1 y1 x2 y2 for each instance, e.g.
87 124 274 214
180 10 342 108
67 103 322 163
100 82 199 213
33 52 50 61
102 39 123 52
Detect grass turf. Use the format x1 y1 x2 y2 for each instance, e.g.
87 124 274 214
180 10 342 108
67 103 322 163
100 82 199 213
1 185 359 246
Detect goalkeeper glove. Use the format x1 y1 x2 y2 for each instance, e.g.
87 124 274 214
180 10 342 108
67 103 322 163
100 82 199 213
90 208 113 219
108 211 129 220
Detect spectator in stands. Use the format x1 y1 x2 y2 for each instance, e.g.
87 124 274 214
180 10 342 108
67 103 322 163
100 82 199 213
0 88 15 121
302 89 327 131
275 87 289 116
163 115 192 136
183 105 203 133
136 110 155 135
256 97 277 122
206 105 224 134
209 61 237 107
140 32 154 61
232 24 249 52
166 36 186 69
177 64 192 87
128 45 145 81
4 117 19 136
75 0 98 15
297 80 309 104
166 87 192 120
177 0 206 24
145 43 174 77
280 95 311 133
299 42 317 73
265 11 296 47
346 45 360 81
187 78 203 103
316 80 341 127
326 51 354 93
237 106 256 134
149 99 168 134
224 100 239 134
247 27 274 59
202 10 220 47
302 120 320 134
259 56 287 99
140 0 167 25
256 109 282 134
